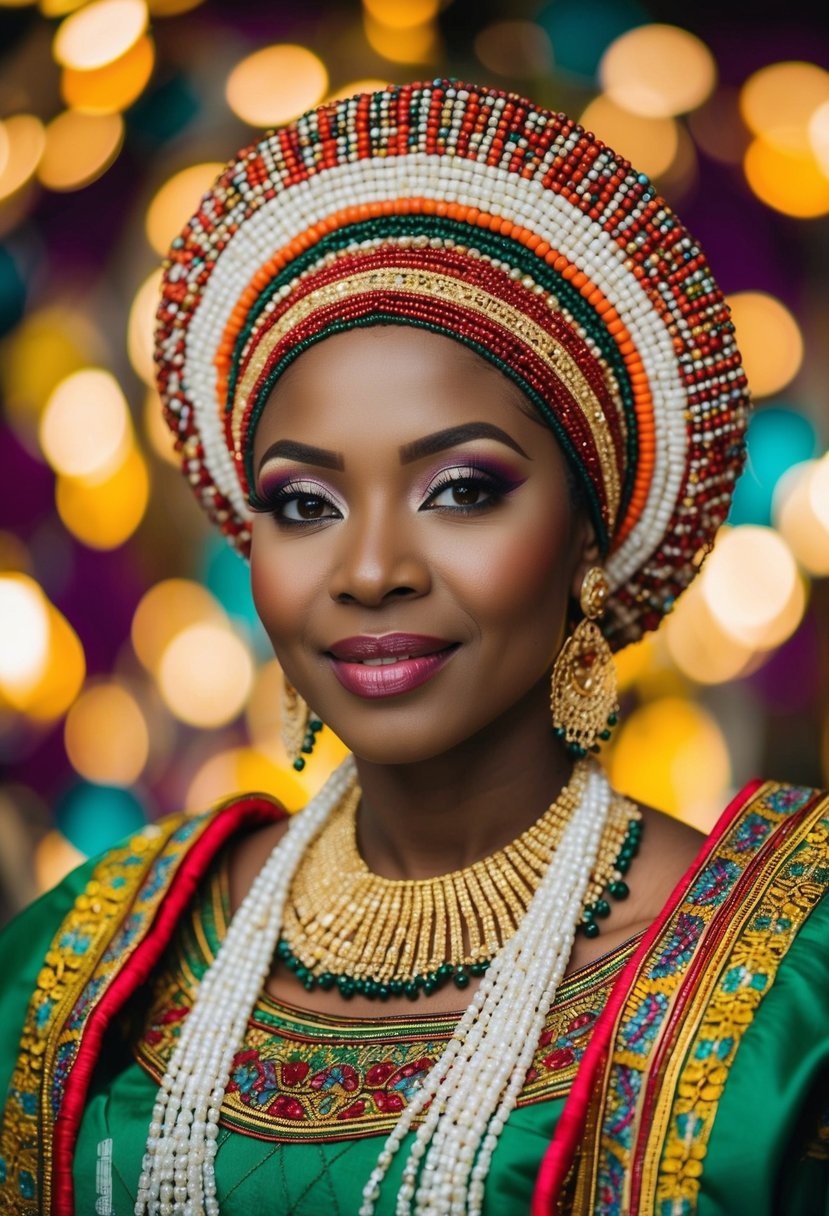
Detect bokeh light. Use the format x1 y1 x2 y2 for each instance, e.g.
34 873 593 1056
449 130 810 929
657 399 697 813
144 162 224 256
363 14 437 63
474 21 553 76
225 45 328 128
700 525 806 650
145 0 202 11
157 621 254 728
362 0 438 27
40 0 88 15
740 61 829 153
599 23 716 117
127 268 163 386
664 580 757 685
729 406 817 527
56 782 146 855
809 100 829 176
0 574 50 691
1 306 99 443
536 0 647 80
327 78 392 104
726 292 804 399
245 659 287 760
61 34 155 114
64 680 150 785
34 830 85 894
775 457 829 577
131 578 225 673
185 747 308 814
142 388 178 465
55 445 150 549
743 137 829 219
609 696 731 828
0 115 46 202
37 110 124 192
146 0 204 13
579 95 679 178
53 0 148 71
39 368 131 477
201 536 268 644
0 586 86 721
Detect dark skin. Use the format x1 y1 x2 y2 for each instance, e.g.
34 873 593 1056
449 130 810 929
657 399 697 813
230 326 704 1017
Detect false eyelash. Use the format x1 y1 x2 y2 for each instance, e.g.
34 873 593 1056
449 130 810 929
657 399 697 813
422 463 523 511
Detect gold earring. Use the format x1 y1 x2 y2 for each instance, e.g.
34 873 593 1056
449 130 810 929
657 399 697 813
280 677 323 771
550 567 619 757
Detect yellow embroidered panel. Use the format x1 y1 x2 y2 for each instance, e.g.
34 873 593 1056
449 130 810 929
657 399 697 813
134 860 640 1143
573 782 829 1216
0 811 217 1216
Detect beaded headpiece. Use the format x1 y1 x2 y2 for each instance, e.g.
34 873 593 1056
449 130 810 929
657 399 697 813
155 79 749 649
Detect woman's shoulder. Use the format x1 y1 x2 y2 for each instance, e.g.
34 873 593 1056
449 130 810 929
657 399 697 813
0 791 291 1015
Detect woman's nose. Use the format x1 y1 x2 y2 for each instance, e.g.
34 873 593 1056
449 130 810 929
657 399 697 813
328 512 431 607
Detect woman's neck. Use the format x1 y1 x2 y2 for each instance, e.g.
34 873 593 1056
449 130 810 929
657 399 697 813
352 678 575 880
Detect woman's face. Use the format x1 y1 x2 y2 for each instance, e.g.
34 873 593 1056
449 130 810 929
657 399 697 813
250 326 593 765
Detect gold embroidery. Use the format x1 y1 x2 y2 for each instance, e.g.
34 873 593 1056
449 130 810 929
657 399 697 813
570 783 829 1216
230 266 621 525
652 810 829 1212
133 859 639 1143
0 814 215 1216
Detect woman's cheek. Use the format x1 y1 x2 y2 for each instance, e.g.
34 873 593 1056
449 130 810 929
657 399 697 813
441 516 573 618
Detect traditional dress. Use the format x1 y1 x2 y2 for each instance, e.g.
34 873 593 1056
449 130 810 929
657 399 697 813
2 776 827 1215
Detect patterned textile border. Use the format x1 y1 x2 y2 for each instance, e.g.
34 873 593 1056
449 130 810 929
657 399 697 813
0 796 286 1216
132 857 641 1143
568 782 829 1215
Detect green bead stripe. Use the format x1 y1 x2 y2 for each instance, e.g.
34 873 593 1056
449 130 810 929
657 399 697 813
226 212 638 527
242 312 607 551
276 938 490 1003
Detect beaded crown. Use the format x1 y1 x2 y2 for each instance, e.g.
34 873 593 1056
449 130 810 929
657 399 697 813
154 79 750 649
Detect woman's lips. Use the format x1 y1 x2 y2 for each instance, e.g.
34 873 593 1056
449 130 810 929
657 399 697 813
326 634 458 699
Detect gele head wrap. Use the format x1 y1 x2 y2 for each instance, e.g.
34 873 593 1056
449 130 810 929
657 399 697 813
154 79 750 649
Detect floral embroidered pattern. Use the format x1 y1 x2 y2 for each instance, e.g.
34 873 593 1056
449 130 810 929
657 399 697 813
580 781 829 1216
0 813 216 1216
134 861 637 1143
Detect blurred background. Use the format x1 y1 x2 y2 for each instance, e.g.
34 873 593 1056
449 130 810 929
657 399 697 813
0 0 828 922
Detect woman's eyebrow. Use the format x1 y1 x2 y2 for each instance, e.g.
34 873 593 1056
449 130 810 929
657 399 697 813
258 439 344 473
399 423 531 463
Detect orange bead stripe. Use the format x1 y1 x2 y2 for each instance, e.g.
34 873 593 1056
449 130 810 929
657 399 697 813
212 198 657 545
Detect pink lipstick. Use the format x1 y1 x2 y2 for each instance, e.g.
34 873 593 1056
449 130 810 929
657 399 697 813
326 634 458 698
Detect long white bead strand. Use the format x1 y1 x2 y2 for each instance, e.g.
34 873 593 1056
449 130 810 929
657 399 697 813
135 756 357 1216
359 761 611 1216
415 769 608 1216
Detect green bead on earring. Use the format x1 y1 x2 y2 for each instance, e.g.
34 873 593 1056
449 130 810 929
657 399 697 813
281 677 324 771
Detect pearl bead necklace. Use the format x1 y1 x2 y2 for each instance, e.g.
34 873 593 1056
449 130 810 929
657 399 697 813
134 756 358 1216
134 756 613 1216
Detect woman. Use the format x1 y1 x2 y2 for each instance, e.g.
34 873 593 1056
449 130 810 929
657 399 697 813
0 80 827 1216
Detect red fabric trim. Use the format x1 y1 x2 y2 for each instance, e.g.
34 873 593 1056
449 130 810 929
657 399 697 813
530 777 765 1216
627 784 824 1211
51 796 287 1216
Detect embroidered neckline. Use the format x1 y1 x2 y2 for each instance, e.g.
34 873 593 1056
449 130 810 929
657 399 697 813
132 849 642 1142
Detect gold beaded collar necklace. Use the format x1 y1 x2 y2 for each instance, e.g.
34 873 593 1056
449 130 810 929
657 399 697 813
278 760 642 1001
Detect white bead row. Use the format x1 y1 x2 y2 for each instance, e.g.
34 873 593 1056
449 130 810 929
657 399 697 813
134 755 357 1216
357 760 612 1216
179 150 688 588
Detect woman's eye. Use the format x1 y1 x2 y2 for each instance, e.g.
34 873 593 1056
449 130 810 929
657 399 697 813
428 481 491 509
282 494 336 522
248 482 342 525
421 467 516 513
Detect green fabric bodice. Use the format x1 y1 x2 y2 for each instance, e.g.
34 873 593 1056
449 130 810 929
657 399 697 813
70 858 635 1214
